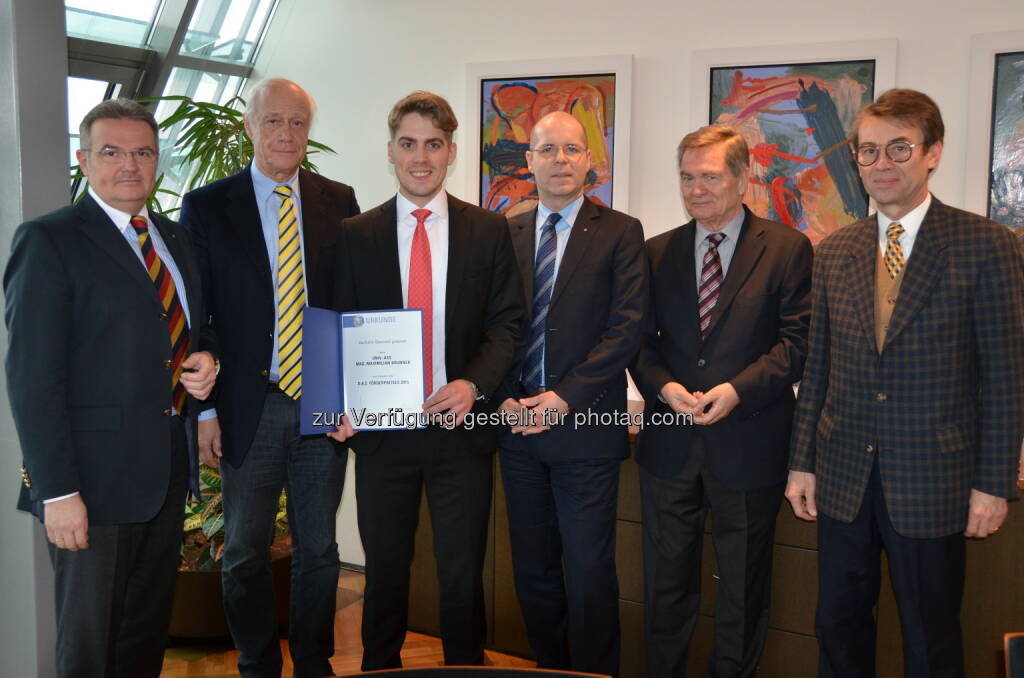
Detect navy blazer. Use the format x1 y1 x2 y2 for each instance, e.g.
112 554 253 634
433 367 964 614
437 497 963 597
6 194 203 523
632 207 812 490
180 166 359 467
497 198 648 460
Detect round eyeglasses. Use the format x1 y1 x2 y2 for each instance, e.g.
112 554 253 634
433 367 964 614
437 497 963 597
853 140 919 167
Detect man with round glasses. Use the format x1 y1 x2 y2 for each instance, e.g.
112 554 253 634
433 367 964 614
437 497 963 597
787 88 1024 677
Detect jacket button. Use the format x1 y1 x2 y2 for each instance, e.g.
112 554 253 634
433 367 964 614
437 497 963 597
163 409 172 416
876 392 887 402
697 359 706 367
160 312 169 321
261 369 269 377
866 444 875 453
164 359 173 369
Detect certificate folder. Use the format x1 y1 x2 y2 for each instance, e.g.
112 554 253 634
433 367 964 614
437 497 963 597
300 306 425 435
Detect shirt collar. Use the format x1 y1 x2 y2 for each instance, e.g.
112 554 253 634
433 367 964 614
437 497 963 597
250 162 300 204
88 186 149 233
536 195 584 232
696 208 745 244
877 193 931 241
397 190 449 225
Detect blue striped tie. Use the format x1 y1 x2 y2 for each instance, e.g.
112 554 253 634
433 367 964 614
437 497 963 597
522 212 561 392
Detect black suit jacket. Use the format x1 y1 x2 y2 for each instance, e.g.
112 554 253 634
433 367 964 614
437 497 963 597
497 198 648 460
332 193 524 455
632 207 812 490
5 194 203 523
180 166 359 468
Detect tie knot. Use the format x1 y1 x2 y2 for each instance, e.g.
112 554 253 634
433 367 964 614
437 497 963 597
543 212 562 231
274 185 292 200
886 222 904 242
130 216 148 234
707 233 725 248
412 208 431 226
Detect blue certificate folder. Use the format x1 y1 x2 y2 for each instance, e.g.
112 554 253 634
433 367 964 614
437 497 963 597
299 306 425 435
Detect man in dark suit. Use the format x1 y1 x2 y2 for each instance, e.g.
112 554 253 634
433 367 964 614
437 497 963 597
787 89 1024 677
327 91 523 670
5 99 215 677
631 125 812 677
179 78 359 678
494 111 648 677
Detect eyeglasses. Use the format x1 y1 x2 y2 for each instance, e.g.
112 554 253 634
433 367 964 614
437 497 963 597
530 143 586 160
853 141 919 167
86 147 158 165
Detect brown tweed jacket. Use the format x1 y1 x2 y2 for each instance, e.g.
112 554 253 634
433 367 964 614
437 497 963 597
789 198 1024 538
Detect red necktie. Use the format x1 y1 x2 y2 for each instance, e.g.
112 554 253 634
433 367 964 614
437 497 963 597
130 216 190 414
408 209 433 397
698 233 726 341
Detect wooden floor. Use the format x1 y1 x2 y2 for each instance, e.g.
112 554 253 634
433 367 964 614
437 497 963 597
160 569 535 677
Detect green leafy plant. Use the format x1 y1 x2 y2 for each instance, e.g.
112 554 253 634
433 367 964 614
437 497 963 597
181 466 288 571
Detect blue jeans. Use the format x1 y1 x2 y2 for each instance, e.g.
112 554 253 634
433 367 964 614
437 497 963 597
221 391 345 678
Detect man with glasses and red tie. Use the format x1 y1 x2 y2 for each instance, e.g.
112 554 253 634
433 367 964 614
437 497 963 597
328 91 523 671
787 88 1024 677
5 99 216 677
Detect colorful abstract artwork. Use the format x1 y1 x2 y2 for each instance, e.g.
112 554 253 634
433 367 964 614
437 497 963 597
710 60 875 245
480 73 615 217
989 51 1024 229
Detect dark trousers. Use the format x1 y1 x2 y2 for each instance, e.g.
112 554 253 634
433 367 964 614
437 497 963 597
816 459 966 678
355 430 493 671
640 437 783 678
499 438 621 678
48 415 187 678
220 391 346 678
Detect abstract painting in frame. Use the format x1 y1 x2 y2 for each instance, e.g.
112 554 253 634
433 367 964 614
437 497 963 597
708 60 874 245
480 73 615 216
467 55 632 218
988 50 1024 229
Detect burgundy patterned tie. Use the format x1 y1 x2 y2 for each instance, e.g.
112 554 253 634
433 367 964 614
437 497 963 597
698 233 726 341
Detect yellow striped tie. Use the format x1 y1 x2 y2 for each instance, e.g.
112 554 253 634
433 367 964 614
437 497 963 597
275 185 304 399
884 222 905 279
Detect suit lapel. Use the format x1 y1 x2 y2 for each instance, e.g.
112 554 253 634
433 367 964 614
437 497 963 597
225 168 273 292
375 197 404 308
666 222 700 346
703 210 766 341
881 201 950 352
510 209 537 318
75 195 163 311
549 198 599 309
845 216 879 350
298 169 329 281
445 194 469 331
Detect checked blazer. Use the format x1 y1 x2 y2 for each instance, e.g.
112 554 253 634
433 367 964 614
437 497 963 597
789 198 1024 538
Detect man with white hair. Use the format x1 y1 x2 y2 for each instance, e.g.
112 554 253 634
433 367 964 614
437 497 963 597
180 78 360 678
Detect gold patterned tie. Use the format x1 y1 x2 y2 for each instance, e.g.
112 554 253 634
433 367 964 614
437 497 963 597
884 222 905 279
275 185 304 399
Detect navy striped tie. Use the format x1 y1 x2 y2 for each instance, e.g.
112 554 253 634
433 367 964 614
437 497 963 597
698 233 726 341
522 212 561 392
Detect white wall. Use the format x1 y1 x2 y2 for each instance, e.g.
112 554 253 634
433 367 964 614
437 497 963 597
254 0 1024 237
253 0 1024 563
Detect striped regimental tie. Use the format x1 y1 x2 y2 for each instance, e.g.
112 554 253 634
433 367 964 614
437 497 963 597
275 185 304 399
130 215 190 414
522 212 561 392
698 232 726 341
884 222 906 279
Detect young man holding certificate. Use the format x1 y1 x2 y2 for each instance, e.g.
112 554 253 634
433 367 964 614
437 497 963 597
328 91 524 671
